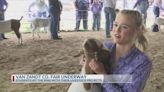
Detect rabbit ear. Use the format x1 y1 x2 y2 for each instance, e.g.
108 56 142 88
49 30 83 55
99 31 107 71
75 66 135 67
73 50 84 57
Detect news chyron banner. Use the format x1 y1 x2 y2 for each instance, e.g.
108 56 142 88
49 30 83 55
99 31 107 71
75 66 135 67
11 74 132 83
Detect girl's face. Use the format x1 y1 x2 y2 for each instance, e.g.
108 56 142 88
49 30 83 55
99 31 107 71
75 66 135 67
112 13 138 45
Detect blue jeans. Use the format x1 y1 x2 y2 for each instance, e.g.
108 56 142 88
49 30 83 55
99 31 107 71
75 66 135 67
104 7 116 37
136 0 149 24
153 6 160 18
0 12 5 38
49 5 60 39
37 11 47 18
0 13 4 20
92 13 101 31
50 16 59 39
75 10 88 30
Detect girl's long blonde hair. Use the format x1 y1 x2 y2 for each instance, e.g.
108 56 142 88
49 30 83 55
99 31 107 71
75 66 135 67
119 10 148 51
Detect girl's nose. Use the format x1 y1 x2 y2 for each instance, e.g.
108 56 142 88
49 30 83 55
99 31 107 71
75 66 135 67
114 25 121 33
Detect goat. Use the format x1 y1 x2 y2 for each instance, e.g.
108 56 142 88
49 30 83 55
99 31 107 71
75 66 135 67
67 38 111 92
0 16 23 44
30 17 50 39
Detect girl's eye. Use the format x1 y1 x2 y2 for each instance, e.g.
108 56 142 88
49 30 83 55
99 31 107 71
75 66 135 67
113 23 118 27
113 22 130 31
121 25 129 29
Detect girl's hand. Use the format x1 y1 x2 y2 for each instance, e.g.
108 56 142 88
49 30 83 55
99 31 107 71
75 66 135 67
89 59 107 74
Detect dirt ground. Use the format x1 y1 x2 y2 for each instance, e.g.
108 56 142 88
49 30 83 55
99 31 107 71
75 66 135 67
0 31 164 92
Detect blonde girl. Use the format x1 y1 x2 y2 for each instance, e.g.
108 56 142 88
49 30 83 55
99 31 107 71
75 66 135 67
89 10 152 92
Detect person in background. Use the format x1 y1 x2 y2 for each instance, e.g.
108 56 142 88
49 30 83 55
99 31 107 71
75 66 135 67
74 0 89 31
28 0 48 18
103 0 117 38
58 0 62 32
91 0 103 31
89 10 152 92
0 0 8 40
133 0 149 25
149 0 162 32
48 0 62 40
150 0 162 18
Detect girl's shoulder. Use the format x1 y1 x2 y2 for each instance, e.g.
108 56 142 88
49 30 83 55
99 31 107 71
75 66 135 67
134 48 152 63
126 48 152 70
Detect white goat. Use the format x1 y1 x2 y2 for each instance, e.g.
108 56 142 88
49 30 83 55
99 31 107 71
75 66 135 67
0 16 23 44
67 38 111 92
30 17 50 39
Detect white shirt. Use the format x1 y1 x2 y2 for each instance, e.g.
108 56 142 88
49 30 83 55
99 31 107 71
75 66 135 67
29 0 48 12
